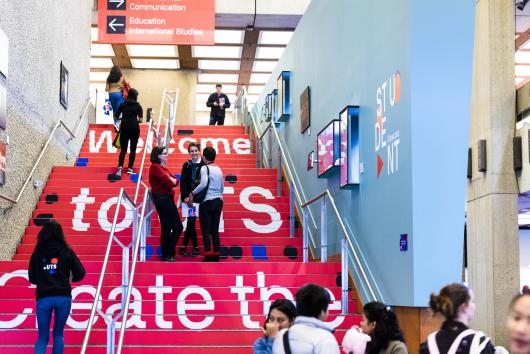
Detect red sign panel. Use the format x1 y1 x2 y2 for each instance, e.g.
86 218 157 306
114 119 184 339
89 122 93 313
98 0 215 45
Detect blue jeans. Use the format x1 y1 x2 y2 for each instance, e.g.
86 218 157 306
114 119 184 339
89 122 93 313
109 92 124 116
209 115 225 126
35 296 72 354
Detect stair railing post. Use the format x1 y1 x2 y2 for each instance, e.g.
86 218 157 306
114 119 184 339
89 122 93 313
121 247 129 310
289 182 295 238
277 146 282 197
256 139 261 168
268 126 273 168
303 209 309 262
341 236 348 314
107 320 115 354
321 197 328 262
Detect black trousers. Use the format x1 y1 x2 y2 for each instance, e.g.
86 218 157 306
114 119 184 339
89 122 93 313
209 115 225 126
153 194 183 259
118 125 140 169
182 216 198 248
199 198 223 253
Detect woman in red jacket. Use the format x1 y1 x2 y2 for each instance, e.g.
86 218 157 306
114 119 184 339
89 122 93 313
149 146 183 262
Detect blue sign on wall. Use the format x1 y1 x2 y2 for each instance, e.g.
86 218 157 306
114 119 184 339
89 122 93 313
340 106 360 189
277 71 291 122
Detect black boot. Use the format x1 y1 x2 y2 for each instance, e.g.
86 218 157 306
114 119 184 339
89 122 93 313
211 252 220 262
202 252 213 262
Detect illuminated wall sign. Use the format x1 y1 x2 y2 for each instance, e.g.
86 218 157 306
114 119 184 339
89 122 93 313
264 93 272 122
272 89 278 122
317 120 340 178
276 71 291 122
340 106 360 189
0 28 8 79
98 0 215 45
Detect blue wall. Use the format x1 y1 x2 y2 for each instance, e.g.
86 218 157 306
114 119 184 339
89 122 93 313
253 0 475 306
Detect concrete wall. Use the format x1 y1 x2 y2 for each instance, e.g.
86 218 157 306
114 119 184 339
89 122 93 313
0 0 92 260
121 69 197 125
252 0 475 306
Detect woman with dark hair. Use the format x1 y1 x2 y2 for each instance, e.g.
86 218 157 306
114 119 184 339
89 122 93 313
149 146 183 262
253 298 296 354
106 65 126 130
28 220 85 354
114 88 142 176
506 290 530 354
359 302 407 354
179 141 203 257
420 283 495 354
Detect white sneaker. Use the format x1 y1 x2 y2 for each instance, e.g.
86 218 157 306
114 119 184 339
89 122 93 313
126 168 134 175
116 167 122 177
114 119 121 132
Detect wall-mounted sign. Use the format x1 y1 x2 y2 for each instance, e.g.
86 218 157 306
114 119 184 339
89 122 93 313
272 89 278 122
340 106 360 189
97 0 215 45
317 120 340 178
300 86 310 133
264 93 272 122
0 142 5 187
0 28 8 79
0 85 6 131
307 151 315 171
60 62 69 110
276 71 291 122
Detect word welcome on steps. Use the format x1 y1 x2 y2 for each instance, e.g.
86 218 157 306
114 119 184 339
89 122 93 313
89 130 251 155
72 186 283 234
0 271 346 330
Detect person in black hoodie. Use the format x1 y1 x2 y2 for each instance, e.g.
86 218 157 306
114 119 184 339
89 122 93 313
206 84 231 126
179 141 203 257
419 283 495 354
114 88 143 176
28 220 85 354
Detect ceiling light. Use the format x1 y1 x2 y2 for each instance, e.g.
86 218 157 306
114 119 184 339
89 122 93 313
130 59 179 69
127 45 178 57
198 73 239 83
516 65 530 77
196 84 238 94
214 30 244 44
516 51 530 64
253 61 277 72
90 58 114 68
255 47 285 60
90 71 108 82
91 27 98 42
192 46 242 59
250 73 271 84
198 60 240 71
258 31 293 45
91 44 115 57
247 85 265 95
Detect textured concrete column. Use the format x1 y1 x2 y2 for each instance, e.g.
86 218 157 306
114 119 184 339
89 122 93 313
467 0 519 346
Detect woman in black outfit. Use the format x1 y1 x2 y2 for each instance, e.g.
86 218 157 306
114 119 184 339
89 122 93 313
420 283 495 354
28 220 85 354
114 88 142 176
179 141 203 257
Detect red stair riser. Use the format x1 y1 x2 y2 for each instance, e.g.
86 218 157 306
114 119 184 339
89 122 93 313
52 166 276 174
0 347 254 354
44 180 280 189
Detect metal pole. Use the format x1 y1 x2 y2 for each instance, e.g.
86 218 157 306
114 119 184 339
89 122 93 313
133 119 153 203
121 247 129 310
321 197 328 262
303 209 309 263
289 182 295 238
107 320 115 354
81 189 125 353
268 127 273 168
277 146 282 197
341 236 349 314
256 140 262 168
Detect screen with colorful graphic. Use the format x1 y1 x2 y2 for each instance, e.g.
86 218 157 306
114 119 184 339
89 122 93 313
0 142 6 187
340 106 360 189
317 120 340 177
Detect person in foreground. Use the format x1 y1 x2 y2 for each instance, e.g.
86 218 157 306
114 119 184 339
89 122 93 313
254 299 297 354
149 146 183 262
506 289 530 354
273 283 340 354
420 283 495 354
28 220 86 354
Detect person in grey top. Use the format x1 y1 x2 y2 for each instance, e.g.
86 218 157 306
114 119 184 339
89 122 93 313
188 146 224 262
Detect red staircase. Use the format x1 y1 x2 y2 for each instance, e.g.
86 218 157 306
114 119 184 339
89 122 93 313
0 124 360 353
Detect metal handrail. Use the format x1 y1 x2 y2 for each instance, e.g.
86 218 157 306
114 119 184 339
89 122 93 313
0 98 91 204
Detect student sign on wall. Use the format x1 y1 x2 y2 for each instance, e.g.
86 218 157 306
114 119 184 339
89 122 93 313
98 0 215 45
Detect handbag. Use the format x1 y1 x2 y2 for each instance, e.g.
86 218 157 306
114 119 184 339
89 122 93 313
191 165 210 204
113 131 121 149
122 80 131 99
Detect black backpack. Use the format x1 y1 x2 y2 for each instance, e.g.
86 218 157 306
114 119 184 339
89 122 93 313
191 165 210 203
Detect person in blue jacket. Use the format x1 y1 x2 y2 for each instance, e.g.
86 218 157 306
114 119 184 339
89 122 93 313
254 298 296 354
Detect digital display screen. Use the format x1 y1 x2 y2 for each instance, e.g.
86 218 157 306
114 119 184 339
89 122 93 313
340 106 360 188
317 120 340 177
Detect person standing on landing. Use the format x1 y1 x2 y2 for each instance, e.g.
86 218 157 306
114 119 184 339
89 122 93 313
28 220 85 354
149 146 183 262
206 83 231 126
179 141 203 257
188 147 224 262
114 88 142 176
